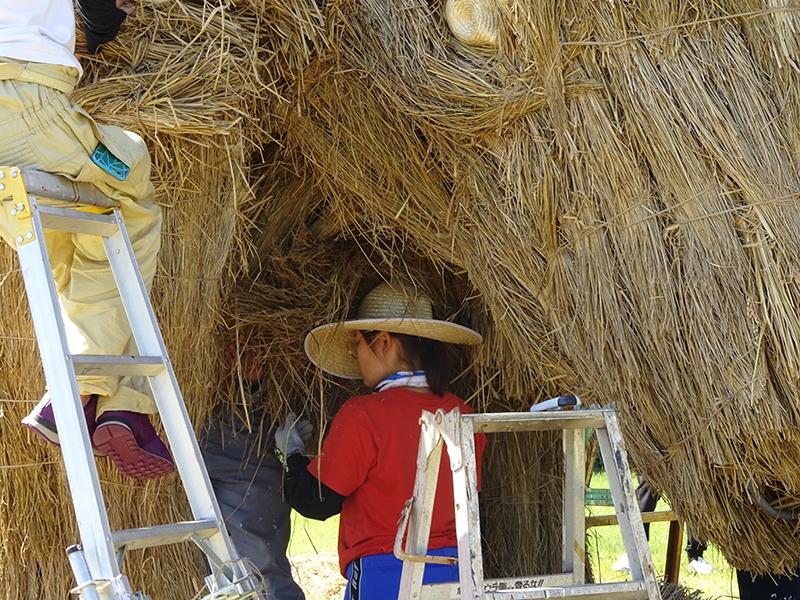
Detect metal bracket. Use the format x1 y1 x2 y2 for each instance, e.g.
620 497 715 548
0 166 35 246
191 533 235 582
200 579 261 600
200 558 263 600
393 497 458 566
115 545 128 571
746 478 800 520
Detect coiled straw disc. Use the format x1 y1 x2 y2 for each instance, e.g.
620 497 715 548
445 0 499 47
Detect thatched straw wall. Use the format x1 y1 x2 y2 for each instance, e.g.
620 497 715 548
248 0 800 576
4 0 800 597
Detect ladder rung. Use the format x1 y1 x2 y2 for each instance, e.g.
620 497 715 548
424 574 574 598
468 411 606 434
22 168 117 209
586 510 677 529
37 204 119 236
112 520 219 552
71 354 165 377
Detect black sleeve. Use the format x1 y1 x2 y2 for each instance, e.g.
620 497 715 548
75 0 130 54
284 454 346 521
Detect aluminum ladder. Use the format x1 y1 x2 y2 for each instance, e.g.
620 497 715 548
395 405 662 600
0 166 264 600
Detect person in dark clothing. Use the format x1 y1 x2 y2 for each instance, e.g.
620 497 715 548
737 567 800 600
612 476 714 574
201 345 307 600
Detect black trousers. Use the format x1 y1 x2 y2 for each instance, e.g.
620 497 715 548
636 476 706 561
737 568 800 600
202 407 306 600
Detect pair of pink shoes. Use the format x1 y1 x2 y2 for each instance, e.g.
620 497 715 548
22 393 175 480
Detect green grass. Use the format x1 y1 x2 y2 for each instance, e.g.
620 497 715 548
288 473 741 599
288 511 339 556
587 471 739 599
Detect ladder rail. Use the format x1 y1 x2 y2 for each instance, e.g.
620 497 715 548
397 421 448 597
101 216 242 570
451 410 484 600
597 411 660 595
16 196 123 588
563 427 586 583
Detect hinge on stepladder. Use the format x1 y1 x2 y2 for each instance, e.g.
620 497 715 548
0 166 35 246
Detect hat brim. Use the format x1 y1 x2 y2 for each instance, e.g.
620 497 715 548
304 318 483 379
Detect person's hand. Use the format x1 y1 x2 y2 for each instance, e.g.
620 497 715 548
296 416 314 443
274 412 313 457
117 0 136 17
223 344 264 384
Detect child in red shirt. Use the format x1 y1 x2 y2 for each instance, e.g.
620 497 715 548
279 282 486 598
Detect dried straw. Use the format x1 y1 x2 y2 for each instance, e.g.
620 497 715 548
253 0 800 576
5 1 800 597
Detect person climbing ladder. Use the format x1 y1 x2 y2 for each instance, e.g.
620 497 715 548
0 0 173 479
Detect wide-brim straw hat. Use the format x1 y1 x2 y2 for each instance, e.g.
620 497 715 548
305 282 483 379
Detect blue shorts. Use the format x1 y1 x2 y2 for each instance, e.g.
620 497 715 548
344 547 459 600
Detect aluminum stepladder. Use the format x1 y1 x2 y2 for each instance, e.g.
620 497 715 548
0 166 264 600
395 406 662 600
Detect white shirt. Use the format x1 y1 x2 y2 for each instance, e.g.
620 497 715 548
0 0 81 73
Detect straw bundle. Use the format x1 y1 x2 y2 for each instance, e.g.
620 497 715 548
660 583 708 600
247 0 800 576
4 0 800 597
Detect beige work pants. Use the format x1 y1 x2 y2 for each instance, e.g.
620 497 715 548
0 59 161 416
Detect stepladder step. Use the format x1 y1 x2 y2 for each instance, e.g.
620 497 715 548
36 203 120 235
112 520 219 552
71 354 166 377
418 580 649 599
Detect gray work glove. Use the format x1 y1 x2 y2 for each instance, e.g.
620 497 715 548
274 412 313 457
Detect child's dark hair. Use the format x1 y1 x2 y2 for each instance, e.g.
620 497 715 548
361 330 450 396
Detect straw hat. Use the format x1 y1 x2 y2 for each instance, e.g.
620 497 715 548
445 0 499 48
304 282 483 379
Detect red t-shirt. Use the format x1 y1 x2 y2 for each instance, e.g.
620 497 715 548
308 388 487 576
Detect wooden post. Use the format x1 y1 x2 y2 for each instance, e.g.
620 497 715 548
664 519 684 584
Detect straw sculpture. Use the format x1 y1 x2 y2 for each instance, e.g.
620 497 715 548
247 0 800 577
4 0 800 598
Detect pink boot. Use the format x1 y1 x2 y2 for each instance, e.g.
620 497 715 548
22 393 104 456
92 410 175 480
